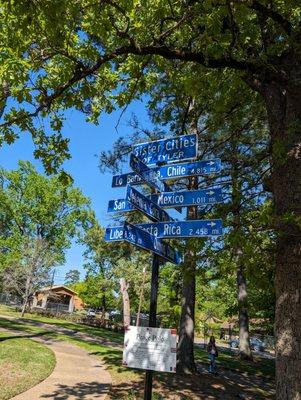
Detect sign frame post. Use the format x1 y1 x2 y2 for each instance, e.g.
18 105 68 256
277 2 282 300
144 253 160 400
105 133 223 400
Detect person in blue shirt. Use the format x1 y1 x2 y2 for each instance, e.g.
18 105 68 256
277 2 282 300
207 336 218 373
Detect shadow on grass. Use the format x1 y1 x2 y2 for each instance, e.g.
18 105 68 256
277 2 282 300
0 317 60 343
195 346 275 378
0 317 47 334
89 349 140 376
88 345 274 400
0 331 50 341
3 315 124 345
0 316 275 400
107 369 275 400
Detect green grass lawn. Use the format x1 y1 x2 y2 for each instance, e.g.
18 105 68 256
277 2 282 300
194 346 275 377
0 305 275 378
0 304 123 344
0 305 275 399
0 332 56 400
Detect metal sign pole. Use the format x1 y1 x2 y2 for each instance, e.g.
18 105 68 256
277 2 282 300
143 253 160 400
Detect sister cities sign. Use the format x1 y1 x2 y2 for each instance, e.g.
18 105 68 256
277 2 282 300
123 326 177 373
133 134 197 166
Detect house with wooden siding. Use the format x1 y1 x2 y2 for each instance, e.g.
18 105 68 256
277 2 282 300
32 285 84 313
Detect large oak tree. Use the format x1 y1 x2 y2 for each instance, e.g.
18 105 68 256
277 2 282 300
0 1 300 397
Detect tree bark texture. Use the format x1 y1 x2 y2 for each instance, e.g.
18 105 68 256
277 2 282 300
21 299 27 318
137 267 147 327
21 274 32 318
236 261 252 360
120 278 131 327
177 256 196 373
177 177 198 373
231 148 253 361
262 63 301 399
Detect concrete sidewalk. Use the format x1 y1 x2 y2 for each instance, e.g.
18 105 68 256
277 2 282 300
2 332 112 400
0 314 122 349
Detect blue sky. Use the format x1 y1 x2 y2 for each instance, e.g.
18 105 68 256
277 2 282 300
0 100 151 284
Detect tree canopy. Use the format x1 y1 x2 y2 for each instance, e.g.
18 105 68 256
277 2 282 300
1 1 300 175
0 1 300 397
0 161 92 269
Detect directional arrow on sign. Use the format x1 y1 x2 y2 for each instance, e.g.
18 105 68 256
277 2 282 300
107 188 222 214
150 188 223 208
111 159 221 188
208 221 217 227
135 220 223 238
105 219 223 239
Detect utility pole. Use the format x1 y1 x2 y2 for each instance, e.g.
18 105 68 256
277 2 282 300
143 255 160 400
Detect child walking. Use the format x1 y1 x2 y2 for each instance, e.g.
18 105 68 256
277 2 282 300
207 336 218 374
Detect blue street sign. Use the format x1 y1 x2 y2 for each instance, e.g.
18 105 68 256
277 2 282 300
112 159 221 188
107 188 222 213
107 198 134 213
150 188 222 208
126 186 172 222
133 133 197 166
129 153 168 193
135 219 223 238
106 220 223 239
104 222 182 264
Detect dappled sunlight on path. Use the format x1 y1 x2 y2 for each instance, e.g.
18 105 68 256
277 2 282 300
6 335 112 400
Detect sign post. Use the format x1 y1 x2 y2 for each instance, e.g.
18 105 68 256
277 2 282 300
144 253 160 400
104 133 224 400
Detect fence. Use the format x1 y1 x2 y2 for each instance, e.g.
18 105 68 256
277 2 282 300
0 293 70 315
0 293 22 307
44 301 70 313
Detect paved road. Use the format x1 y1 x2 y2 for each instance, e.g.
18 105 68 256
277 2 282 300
0 314 122 348
1 328 112 400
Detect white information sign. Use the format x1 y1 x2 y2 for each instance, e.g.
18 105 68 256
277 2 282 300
123 326 177 373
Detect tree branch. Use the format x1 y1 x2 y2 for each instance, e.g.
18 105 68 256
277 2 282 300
249 1 292 35
0 43 272 130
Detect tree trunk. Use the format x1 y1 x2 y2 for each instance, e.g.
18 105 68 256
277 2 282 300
120 278 131 327
100 293 106 324
262 76 301 400
21 275 32 318
177 177 198 373
236 261 252 360
21 299 27 317
231 151 253 361
177 257 196 373
136 267 146 327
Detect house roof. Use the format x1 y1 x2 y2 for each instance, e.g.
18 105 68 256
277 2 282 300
221 321 237 329
36 285 78 295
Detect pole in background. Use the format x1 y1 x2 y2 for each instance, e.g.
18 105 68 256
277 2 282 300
143 254 160 400
137 266 147 327
50 269 55 287
120 278 131 327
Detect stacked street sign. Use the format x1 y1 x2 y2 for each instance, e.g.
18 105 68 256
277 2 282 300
112 158 221 187
107 188 223 214
105 134 224 265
